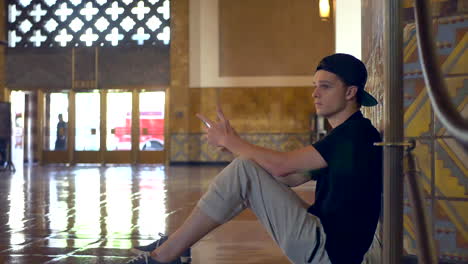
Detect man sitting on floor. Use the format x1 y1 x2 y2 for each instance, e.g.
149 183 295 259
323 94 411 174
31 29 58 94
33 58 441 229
125 53 383 264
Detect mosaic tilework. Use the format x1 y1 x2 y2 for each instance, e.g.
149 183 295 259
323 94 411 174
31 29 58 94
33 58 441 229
402 195 433 256
363 0 467 261
187 87 316 134
361 0 385 131
402 8 468 262
170 133 310 162
168 0 190 134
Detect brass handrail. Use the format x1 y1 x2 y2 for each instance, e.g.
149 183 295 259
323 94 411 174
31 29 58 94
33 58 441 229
413 0 468 145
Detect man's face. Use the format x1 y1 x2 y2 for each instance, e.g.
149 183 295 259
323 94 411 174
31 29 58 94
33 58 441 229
312 70 349 118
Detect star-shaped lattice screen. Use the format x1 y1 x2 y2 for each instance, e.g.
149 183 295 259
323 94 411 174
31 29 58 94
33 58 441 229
8 0 170 47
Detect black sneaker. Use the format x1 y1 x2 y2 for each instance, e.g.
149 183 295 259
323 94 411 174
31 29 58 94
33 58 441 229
131 233 191 264
125 252 181 264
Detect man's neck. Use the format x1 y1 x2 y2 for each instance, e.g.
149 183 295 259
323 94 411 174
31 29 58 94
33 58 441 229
327 107 360 128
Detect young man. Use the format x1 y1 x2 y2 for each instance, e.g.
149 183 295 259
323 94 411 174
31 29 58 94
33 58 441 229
126 53 383 264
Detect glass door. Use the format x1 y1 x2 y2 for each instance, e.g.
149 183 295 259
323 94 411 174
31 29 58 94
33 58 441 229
41 89 166 164
138 91 165 163
74 91 101 163
42 92 69 163
104 91 132 163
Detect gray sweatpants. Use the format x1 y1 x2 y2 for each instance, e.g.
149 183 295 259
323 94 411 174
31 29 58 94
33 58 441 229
197 157 381 264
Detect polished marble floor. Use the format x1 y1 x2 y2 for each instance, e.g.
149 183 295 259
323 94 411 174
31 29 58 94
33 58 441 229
0 164 316 264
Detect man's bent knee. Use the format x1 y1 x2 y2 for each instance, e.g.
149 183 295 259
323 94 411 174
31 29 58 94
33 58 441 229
229 157 274 182
231 156 253 164
231 157 264 173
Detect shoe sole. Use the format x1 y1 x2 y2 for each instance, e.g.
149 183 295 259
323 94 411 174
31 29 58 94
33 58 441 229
130 248 147 255
180 256 191 263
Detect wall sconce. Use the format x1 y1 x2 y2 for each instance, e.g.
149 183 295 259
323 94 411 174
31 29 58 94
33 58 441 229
319 0 330 21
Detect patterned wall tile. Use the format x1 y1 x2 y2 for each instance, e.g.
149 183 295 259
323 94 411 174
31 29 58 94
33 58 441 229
434 200 468 262
404 78 433 138
170 134 190 162
403 138 435 257
188 87 316 134
434 78 468 137
396 0 467 260
433 17 468 138
434 138 468 199
361 0 384 131
402 196 433 256
403 16 468 139
170 133 310 162
169 0 190 133
403 0 468 22
410 139 434 195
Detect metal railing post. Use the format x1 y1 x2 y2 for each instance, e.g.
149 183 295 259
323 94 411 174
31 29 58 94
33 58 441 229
383 0 404 263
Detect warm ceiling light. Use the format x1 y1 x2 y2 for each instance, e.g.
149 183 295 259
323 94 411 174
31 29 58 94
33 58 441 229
319 0 330 21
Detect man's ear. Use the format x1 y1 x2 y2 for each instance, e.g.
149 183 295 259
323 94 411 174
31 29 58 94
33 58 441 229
346 86 358 100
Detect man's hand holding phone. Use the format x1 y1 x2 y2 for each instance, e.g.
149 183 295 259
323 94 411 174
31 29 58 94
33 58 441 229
196 106 238 154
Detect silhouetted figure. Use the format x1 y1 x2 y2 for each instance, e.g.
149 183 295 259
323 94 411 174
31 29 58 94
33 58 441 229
55 114 67 150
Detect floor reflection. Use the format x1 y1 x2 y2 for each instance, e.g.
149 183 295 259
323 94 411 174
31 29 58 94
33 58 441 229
0 164 314 263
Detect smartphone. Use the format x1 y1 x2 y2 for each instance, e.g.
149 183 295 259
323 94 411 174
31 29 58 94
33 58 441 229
202 120 211 128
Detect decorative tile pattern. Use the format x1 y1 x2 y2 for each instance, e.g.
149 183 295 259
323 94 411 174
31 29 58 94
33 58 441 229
401 4 468 260
364 0 468 260
434 200 468 262
361 0 385 131
403 196 433 256
434 138 468 199
187 87 316 133
171 133 310 162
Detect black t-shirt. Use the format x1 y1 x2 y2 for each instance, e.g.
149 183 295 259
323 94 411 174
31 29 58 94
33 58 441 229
308 111 382 264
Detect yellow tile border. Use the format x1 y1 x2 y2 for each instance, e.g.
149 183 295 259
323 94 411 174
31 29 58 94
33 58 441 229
435 135 468 182
404 33 467 122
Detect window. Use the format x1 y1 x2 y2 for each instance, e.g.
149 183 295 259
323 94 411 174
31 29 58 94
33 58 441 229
8 0 170 47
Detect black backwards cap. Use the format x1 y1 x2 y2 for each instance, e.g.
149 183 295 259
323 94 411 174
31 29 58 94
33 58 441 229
316 53 378 107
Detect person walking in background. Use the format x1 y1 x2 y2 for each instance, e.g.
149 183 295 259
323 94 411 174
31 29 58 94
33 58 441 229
55 114 67 150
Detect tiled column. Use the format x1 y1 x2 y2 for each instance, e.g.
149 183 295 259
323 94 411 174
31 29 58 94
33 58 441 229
169 0 190 163
361 0 385 132
24 91 42 163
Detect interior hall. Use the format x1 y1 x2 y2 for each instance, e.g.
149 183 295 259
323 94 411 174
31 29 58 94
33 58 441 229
0 0 466 263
